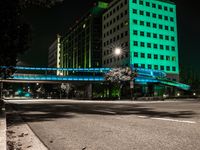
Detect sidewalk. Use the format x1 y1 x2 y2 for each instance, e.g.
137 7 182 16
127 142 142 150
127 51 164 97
0 103 6 150
1 102 48 150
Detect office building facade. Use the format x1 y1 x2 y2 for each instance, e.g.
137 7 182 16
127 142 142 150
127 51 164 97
102 0 179 81
60 2 108 72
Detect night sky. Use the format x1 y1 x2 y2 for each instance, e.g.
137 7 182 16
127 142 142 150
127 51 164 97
20 0 200 71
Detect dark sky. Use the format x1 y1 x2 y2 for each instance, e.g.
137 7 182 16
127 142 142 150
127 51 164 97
20 0 200 71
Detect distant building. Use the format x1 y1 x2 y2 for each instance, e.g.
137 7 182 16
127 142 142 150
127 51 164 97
59 1 108 73
48 34 61 75
102 0 179 81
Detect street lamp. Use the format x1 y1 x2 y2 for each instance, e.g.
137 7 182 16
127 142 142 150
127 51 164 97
114 47 122 56
114 47 122 100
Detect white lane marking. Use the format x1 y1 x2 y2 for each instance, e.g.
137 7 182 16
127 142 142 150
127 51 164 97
137 116 196 124
151 117 196 124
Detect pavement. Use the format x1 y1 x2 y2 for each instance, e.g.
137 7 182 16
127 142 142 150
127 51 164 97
0 102 6 150
1 98 199 150
0 99 48 150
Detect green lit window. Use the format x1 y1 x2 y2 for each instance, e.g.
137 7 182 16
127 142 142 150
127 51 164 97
141 64 145 68
140 31 145 36
133 30 138 35
153 23 157 28
160 66 164 70
159 34 163 39
133 19 137 24
147 32 151 37
140 21 144 25
134 52 138 57
147 53 151 58
160 45 164 50
134 41 138 46
139 0 143 5
146 22 150 27
141 53 145 58
166 66 170 71
140 42 145 47
153 33 157 38
153 44 158 49
146 2 150 6
133 9 137 14
154 54 158 59
132 0 136 3
139 10 144 15
171 46 175 51
158 15 162 19
148 64 152 69
172 56 176 61
147 43 151 48
134 63 138 67
146 12 150 16
170 17 174 22
166 45 169 50
164 16 168 21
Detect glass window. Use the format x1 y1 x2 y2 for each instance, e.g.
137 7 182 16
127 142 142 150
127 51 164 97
146 22 150 27
140 31 145 36
154 65 158 70
140 21 144 25
148 64 152 69
141 64 145 68
146 12 150 16
154 54 158 59
146 2 150 6
147 53 151 58
158 5 162 10
152 3 156 8
166 66 170 71
147 43 151 48
134 52 138 57
172 66 176 71
132 0 136 3
133 9 137 14
152 13 156 18
139 0 143 5
139 10 144 15
140 42 145 47
134 41 138 46
133 19 137 24
160 66 164 70
133 30 138 35
141 53 145 58
160 55 164 60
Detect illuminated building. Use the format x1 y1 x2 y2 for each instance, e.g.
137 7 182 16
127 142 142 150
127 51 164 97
60 1 108 74
102 0 179 81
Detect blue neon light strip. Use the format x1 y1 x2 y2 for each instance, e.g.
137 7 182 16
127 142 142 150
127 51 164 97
14 66 111 73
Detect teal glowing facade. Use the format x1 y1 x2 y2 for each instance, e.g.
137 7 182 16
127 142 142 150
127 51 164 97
102 0 179 81
129 0 179 80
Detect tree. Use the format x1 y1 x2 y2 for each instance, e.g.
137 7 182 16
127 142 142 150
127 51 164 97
0 0 63 66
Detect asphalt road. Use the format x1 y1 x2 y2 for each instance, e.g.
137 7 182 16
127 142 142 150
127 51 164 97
5 99 200 150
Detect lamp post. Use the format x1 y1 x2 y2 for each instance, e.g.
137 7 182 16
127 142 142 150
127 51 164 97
114 47 122 100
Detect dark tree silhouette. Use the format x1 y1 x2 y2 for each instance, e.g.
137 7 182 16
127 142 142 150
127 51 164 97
0 0 63 66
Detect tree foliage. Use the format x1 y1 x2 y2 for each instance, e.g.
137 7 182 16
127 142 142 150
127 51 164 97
0 0 63 66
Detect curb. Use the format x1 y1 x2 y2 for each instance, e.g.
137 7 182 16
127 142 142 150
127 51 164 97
0 102 6 150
